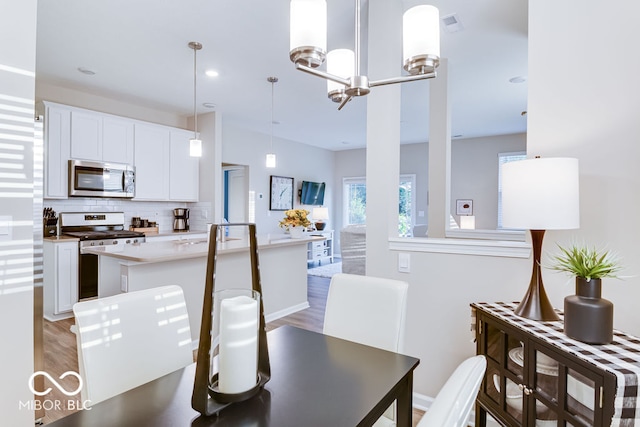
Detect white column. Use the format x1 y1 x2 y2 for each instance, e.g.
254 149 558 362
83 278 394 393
365 0 402 277
427 58 451 238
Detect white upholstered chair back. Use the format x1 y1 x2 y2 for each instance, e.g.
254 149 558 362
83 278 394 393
73 285 193 405
417 355 487 427
323 273 409 426
323 273 408 353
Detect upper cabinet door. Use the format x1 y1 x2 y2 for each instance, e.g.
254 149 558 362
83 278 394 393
133 124 170 201
70 110 102 161
169 129 199 201
102 117 134 164
43 103 71 199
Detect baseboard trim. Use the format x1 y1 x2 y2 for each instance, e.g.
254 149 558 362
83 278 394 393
265 301 310 323
412 391 433 412
412 392 481 426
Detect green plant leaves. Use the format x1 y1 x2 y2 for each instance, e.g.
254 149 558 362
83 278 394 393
548 243 622 281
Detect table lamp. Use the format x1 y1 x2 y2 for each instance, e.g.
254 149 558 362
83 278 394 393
501 157 580 321
312 207 329 231
460 215 476 229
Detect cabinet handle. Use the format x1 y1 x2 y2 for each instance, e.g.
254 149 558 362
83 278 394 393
518 384 525 391
524 387 533 396
599 386 603 408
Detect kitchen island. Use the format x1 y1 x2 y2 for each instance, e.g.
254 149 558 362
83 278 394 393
83 234 323 345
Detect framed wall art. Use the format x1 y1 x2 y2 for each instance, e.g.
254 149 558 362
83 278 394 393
270 175 294 211
456 199 473 215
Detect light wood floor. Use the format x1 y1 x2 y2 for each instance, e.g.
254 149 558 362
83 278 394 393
42 275 424 425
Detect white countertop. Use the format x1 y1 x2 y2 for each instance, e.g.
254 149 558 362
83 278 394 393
82 234 324 263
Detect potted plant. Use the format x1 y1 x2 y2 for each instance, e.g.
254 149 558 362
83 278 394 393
279 209 311 238
549 243 622 344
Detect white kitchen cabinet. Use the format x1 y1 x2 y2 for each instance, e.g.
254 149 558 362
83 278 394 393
102 116 134 164
70 109 102 161
43 240 78 320
70 109 134 164
43 102 71 199
133 124 170 200
169 129 199 201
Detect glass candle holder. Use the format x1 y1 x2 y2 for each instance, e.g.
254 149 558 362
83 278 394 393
209 289 261 401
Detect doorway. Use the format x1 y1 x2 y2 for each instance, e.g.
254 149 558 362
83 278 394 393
222 163 249 239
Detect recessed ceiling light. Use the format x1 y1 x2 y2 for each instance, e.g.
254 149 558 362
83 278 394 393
205 69 219 78
77 67 96 75
202 102 216 109
509 76 527 84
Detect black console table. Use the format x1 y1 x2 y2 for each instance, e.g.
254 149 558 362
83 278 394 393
472 302 640 427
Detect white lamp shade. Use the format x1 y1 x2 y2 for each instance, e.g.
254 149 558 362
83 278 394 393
189 138 202 157
327 49 354 94
265 153 277 168
403 5 440 63
312 207 329 221
290 0 327 52
502 157 580 230
460 215 476 230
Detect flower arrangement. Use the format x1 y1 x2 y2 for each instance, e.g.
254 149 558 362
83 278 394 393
548 243 622 281
279 209 311 229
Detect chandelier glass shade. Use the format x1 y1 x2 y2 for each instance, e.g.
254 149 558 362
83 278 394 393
289 0 440 110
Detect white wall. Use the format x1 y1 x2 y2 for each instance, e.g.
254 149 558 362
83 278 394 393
0 0 37 424
451 133 526 229
362 0 640 401
36 82 187 129
332 134 523 251
527 0 640 334
222 123 335 235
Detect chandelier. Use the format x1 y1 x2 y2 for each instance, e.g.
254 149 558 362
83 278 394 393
289 0 440 110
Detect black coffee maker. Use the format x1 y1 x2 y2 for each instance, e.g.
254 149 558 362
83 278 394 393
173 208 190 231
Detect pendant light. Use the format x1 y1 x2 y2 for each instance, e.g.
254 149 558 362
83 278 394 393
266 77 278 168
188 41 203 157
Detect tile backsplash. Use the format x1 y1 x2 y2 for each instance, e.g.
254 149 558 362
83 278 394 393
44 198 212 234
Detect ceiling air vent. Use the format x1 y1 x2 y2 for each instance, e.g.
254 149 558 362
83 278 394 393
441 13 464 33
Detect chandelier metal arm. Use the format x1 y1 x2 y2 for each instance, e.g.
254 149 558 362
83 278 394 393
337 95 352 111
295 63 350 86
369 71 437 88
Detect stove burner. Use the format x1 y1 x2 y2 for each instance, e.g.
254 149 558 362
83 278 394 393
63 230 145 241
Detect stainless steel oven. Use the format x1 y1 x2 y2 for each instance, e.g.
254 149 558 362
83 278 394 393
60 212 145 300
69 159 135 198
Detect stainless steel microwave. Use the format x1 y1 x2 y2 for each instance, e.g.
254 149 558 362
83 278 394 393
69 159 135 198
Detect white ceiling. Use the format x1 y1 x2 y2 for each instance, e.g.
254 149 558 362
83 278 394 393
35 0 528 151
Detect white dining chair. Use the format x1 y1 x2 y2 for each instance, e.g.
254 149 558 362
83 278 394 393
416 355 487 427
73 285 193 405
323 273 409 426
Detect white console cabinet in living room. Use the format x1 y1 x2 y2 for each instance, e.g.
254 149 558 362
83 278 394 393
307 230 333 266
43 240 78 321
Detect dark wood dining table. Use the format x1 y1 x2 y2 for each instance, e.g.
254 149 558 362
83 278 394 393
47 325 420 427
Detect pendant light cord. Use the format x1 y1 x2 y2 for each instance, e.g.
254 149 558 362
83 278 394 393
193 45 198 139
267 77 278 151
270 80 274 151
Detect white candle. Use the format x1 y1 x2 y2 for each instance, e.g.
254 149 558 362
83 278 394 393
218 295 259 394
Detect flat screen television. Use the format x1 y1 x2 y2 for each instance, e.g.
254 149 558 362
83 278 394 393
300 181 325 205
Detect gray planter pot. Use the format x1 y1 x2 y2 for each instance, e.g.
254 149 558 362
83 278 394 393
564 277 613 344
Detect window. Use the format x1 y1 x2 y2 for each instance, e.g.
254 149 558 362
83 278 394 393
497 152 526 228
343 175 416 236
